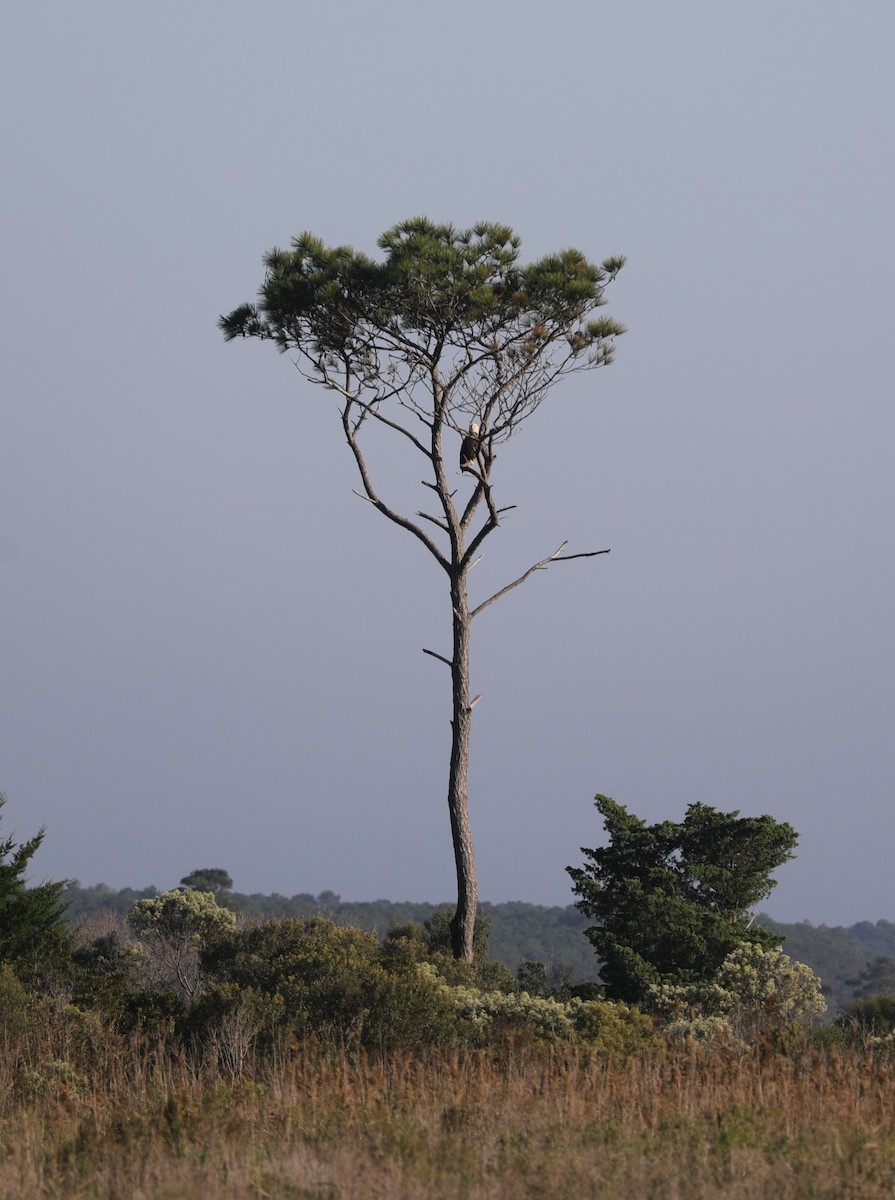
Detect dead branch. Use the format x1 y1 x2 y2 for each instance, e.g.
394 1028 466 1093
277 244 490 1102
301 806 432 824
470 541 609 620
342 411 450 573
417 510 450 532
553 549 611 562
482 482 499 527
422 479 456 499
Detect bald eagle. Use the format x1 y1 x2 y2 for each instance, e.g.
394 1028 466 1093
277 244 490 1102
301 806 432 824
460 422 481 473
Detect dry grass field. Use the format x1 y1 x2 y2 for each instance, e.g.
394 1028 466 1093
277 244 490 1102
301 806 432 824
5 1017 895 1200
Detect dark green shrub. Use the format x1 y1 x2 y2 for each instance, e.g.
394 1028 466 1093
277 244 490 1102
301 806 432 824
196 918 463 1051
517 960 550 997
382 914 513 992
117 987 184 1037
69 932 131 1019
0 793 70 975
424 909 491 959
835 993 895 1040
202 917 382 1039
359 965 461 1047
380 923 430 972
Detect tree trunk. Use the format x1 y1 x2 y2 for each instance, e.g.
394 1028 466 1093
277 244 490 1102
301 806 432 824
447 571 477 961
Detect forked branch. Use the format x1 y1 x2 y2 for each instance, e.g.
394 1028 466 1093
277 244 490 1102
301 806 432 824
342 408 450 573
470 542 610 620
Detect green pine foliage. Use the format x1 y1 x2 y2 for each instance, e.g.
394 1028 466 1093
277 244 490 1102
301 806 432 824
567 795 798 1004
220 218 626 375
0 793 69 972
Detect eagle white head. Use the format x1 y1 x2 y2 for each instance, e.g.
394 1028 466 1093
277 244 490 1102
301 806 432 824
469 422 480 435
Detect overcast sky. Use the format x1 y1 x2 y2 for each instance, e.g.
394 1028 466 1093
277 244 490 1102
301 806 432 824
2 1 893 926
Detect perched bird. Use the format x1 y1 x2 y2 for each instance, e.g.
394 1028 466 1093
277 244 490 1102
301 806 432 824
460 422 481 473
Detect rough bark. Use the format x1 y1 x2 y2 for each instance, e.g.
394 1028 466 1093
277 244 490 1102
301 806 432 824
446 572 477 961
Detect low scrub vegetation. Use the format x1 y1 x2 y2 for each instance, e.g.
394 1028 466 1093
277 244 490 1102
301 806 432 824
4 799 895 1198
4 888 895 1198
3 976 895 1198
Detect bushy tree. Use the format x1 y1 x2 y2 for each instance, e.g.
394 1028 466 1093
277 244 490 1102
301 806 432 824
127 889 236 998
0 793 68 971
221 218 625 960
180 868 233 895
567 795 798 1003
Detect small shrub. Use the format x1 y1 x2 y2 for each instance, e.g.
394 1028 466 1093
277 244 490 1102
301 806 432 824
835 993 895 1044
448 984 578 1043
572 998 664 1055
516 960 550 997
380 924 429 972
649 943 826 1042
20 1058 87 1102
361 963 461 1047
117 986 184 1037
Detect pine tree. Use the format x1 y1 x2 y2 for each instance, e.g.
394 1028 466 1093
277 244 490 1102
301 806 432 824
221 218 625 959
0 793 68 969
568 795 798 1004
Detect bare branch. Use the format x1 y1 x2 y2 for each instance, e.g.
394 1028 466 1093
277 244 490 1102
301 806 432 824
553 549 611 562
417 510 449 532
461 476 501 567
426 374 465 546
422 479 456 498
342 408 450 574
459 475 488 531
469 694 482 708
470 541 609 619
293 349 435 456
344 387 432 456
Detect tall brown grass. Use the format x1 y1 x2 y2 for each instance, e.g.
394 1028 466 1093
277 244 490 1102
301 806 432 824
4 1000 895 1200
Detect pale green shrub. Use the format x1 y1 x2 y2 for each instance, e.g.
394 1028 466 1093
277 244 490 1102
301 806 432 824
127 889 235 998
649 942 826 1042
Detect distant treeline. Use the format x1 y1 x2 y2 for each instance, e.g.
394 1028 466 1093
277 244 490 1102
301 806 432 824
61 881 895 1014
62 883 598 984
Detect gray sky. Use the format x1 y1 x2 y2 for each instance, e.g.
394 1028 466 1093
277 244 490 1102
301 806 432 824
2 1 893 926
